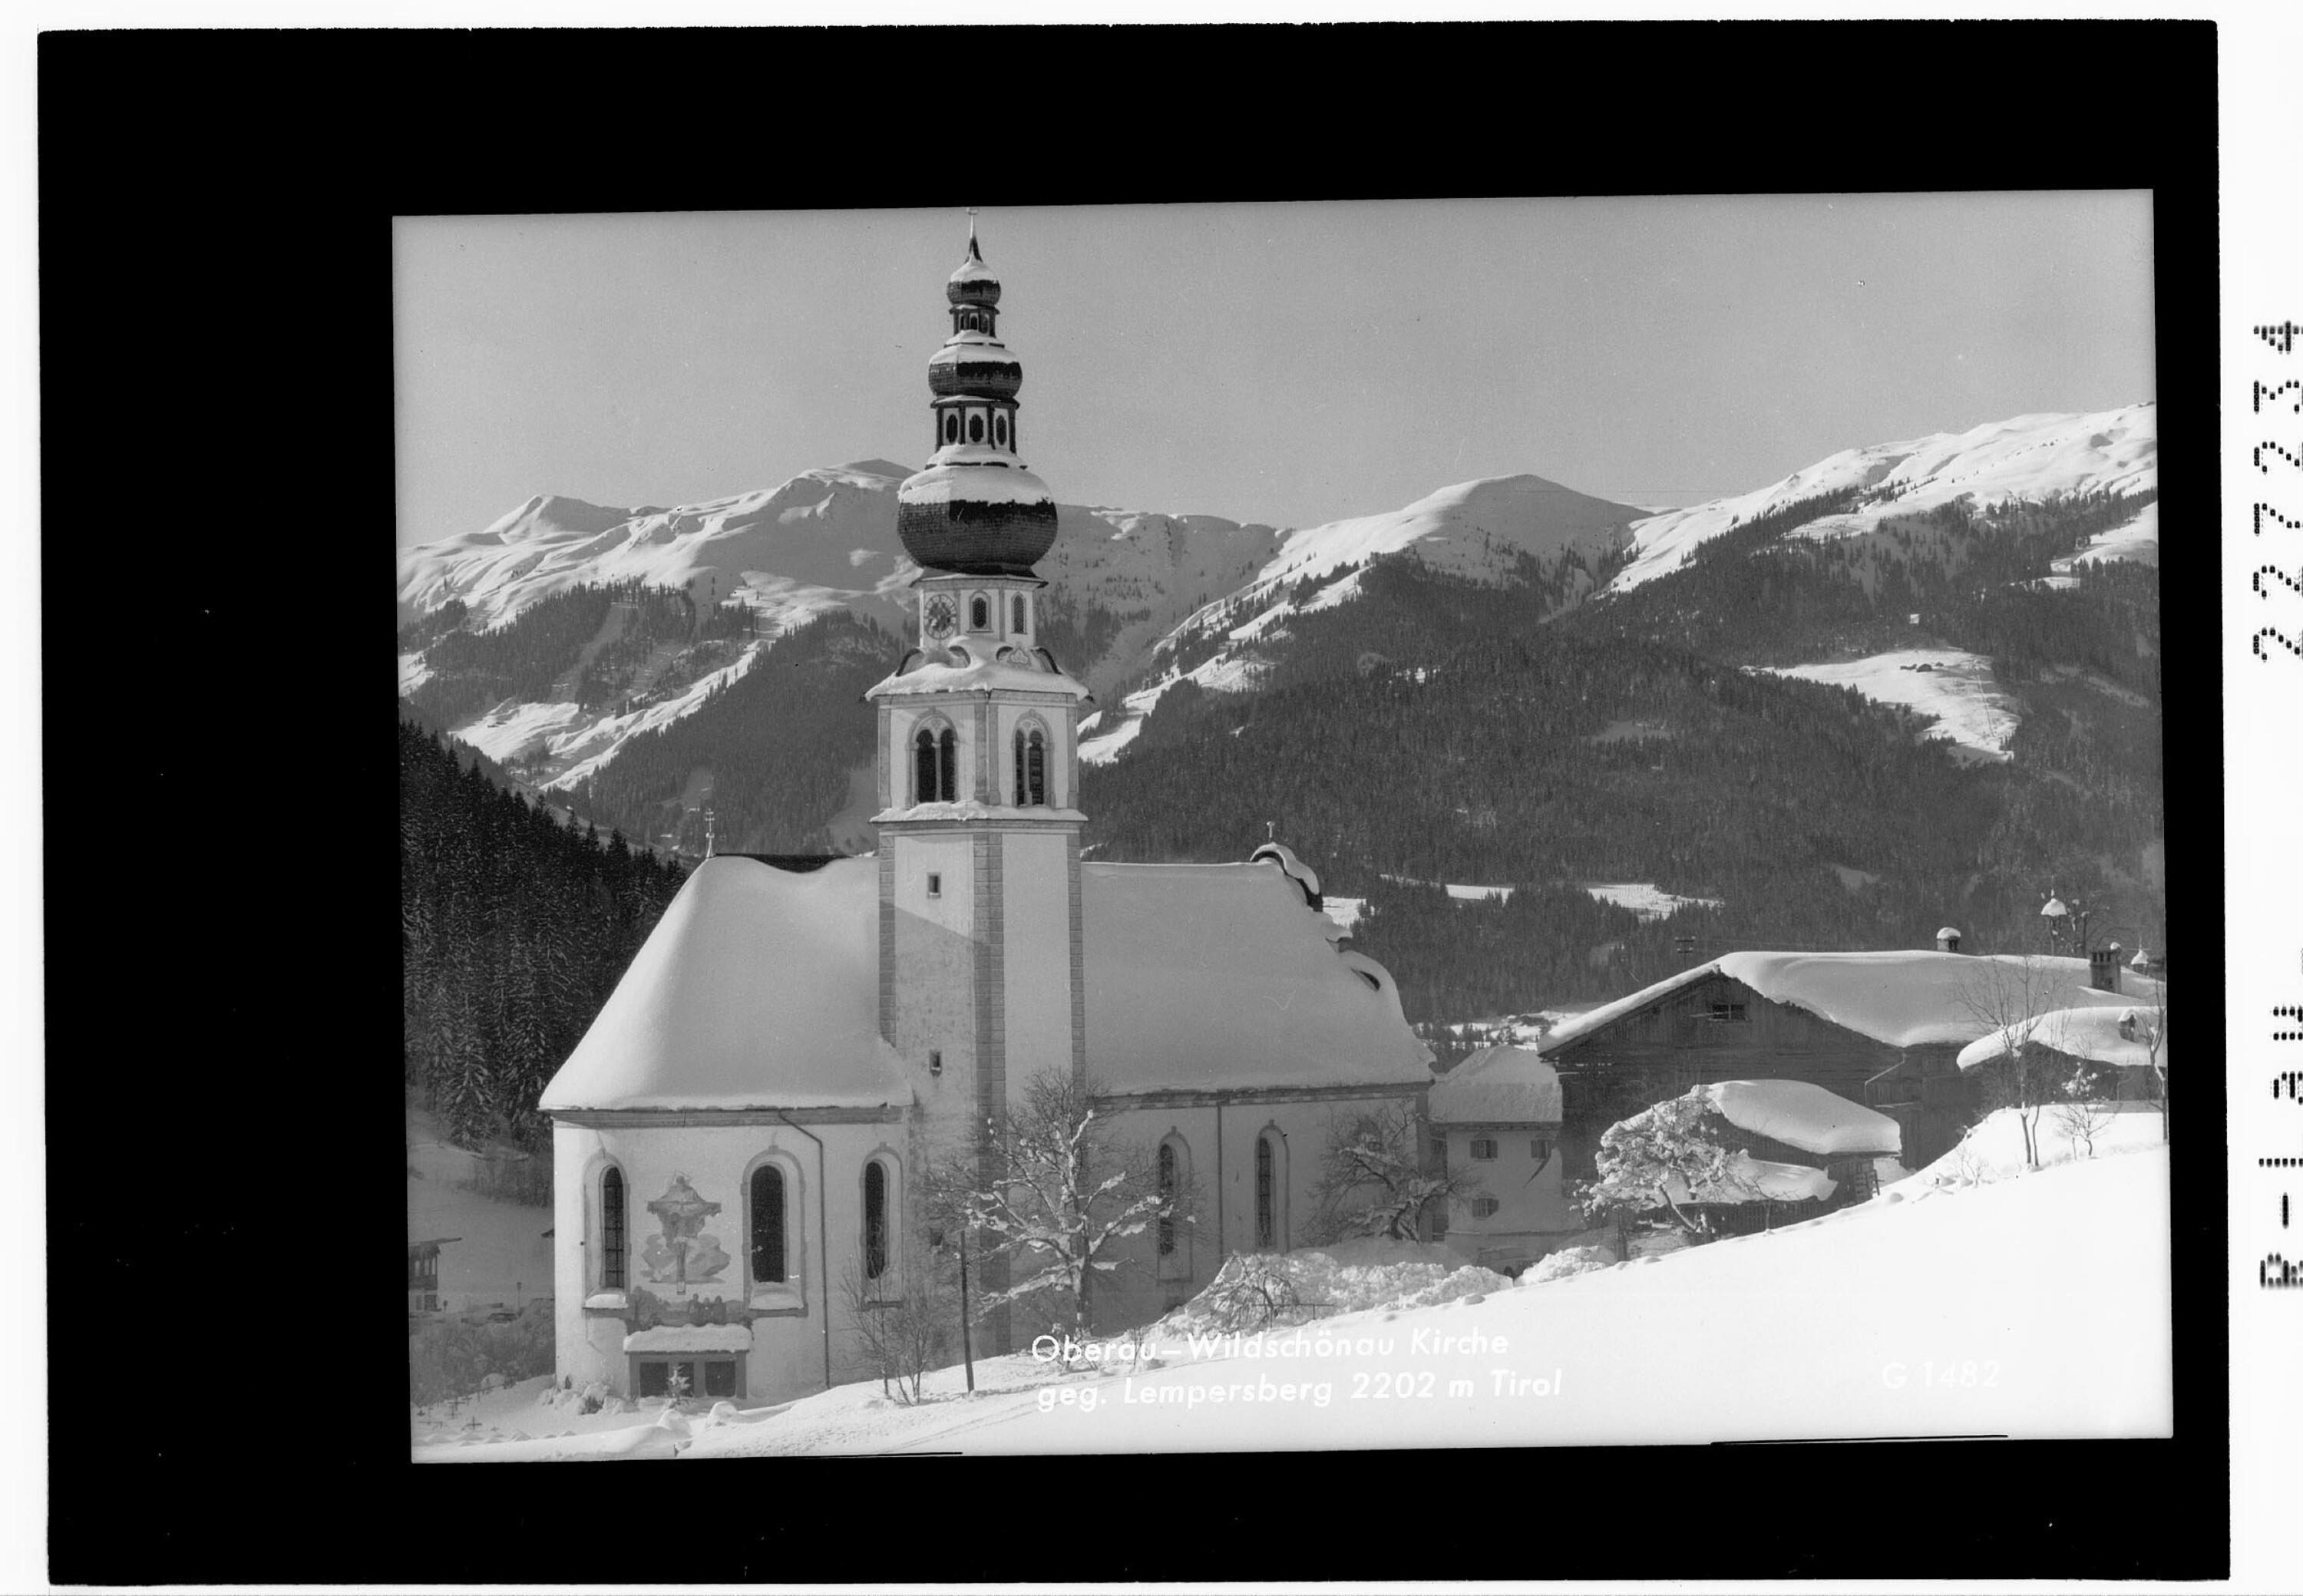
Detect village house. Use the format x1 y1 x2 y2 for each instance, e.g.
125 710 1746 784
1539 946 2159 1174
1426 1045 1579 1273
537 225 1434 1406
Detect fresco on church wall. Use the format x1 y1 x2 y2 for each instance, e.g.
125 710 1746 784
639 1173 732 1285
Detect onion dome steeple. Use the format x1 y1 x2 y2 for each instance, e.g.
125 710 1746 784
896 216 1059 578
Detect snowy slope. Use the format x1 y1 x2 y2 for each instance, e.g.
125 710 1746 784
1612 403 2157 591
423 1139 2169 1458
1759 648 2020 764
1091 474 1644 746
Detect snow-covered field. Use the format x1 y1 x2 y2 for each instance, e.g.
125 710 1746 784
1761 648 2019 764
406 1109 553 1314
2054 499 2160 573
419 1109 2169 1461
1611 403 2156 591
1578 881 1723 921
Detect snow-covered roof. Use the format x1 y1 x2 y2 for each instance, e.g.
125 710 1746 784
1247 841 1320 902
623 1325 754 1355
1719 950 2146 1049
1936 927 1962 940
1429 1045 1561 1125
1698 1080 1902 1158
541 851 1432 1114
1955 1006 2166 1075
1080 861 1432 1095
897 462 1053 509
1664 1154 1837 1207
1541 950 2151 1056
864 643 1092 703
1537 963 1726 1052
539 856 911 1115
930 334 1016 362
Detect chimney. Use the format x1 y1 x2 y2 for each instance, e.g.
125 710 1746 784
2089 942 2122 992
1935 926 1962 953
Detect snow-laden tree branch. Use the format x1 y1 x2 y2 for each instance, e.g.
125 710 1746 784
939 1069 1195 1337
1305 1102 1479 1244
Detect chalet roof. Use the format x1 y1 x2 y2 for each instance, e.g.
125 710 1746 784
540 851 1432 1113
1955 1006 2167 1075
1699 1080 1902 1158
1540 950 2156 1056
1429 1045 1561 1124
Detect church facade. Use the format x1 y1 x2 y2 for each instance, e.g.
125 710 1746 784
539 226 1435 1406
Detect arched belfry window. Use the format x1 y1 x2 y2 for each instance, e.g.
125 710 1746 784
969 593 990 631
943 411 959 444
968 412 985 444
1011 593 1027 635
913 723 958 804
995 412 1009 448
600 1165 627 1290
750 1165 786 1285
1013 722 1047 807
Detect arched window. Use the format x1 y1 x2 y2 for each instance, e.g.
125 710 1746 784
968 412 984 443
600 1166 626 1291
863 1160 890 1280
943 411 959 444
994 412 1009 448
969 593 990 631
1013 724 1046 806
913 724 959 803
1254 1133 1278 1251
1011 593 1027 634
749 1165 786 1285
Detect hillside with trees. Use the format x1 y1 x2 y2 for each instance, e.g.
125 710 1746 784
400 719 687 1152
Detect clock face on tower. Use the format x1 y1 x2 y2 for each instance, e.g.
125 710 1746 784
922 593 957 640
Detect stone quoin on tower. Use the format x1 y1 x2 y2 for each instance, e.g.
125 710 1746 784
894 216 1060 578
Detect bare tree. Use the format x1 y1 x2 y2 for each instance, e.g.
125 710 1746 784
2051 1059 2119 1160
2135 976 2169 1142
949 1069 1192 1337
1304 1102 1481 1244
838 1255 952 1406
1957 954 2060 1171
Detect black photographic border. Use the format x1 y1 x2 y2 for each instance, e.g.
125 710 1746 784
40 18 2222 1585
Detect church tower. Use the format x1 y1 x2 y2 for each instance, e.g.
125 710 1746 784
867 220 1092 1164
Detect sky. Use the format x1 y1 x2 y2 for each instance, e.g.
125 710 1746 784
395 193 2155 550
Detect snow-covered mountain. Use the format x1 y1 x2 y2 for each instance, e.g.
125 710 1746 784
396 464 1642 785
1078 473 1644 758
1611 402 2158 591
397 402 2155 818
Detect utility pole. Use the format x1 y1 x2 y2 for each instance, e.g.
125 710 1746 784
957 1227 975 1393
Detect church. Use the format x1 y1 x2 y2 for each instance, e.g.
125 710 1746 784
540 224 1436 1406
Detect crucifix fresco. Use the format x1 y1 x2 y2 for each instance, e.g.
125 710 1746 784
639 1173 732 1285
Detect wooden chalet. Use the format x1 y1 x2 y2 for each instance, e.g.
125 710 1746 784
1541 950 2156 1174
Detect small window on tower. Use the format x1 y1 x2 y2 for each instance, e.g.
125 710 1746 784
943 412 959 444
968 412 984 443
970 595 990 630
1012 593 1027 634
995 413 1009 447
926 872 941 898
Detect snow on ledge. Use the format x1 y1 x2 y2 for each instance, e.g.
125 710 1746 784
583 1291 629 1312
1700 1079 1903 1158
623 1325 754 1355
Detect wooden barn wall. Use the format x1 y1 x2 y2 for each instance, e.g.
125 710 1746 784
1549 974 1926 1176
